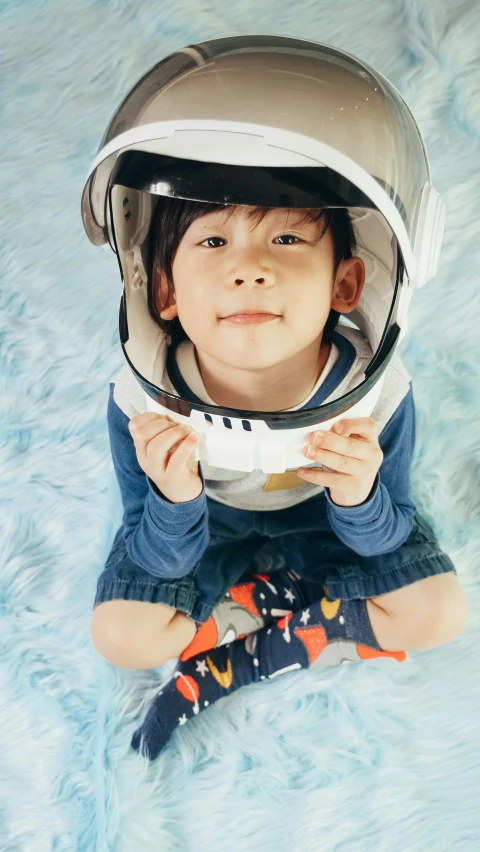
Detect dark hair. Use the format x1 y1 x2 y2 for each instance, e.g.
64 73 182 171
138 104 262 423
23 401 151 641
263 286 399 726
147 198 356 343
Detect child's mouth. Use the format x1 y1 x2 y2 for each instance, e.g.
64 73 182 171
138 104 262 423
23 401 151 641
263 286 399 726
221 312 281 325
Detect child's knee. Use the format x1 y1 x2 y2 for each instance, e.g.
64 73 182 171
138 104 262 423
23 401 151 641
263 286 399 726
377 572 468 649
90 599 180 669
428 574 468 646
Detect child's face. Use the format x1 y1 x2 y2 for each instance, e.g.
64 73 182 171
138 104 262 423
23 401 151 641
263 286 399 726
158 206 364 373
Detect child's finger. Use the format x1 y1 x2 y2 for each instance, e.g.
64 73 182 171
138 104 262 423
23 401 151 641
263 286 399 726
303 444 365 474
166 431 199 475
297 467 347 490
147 424 193 457
307 429 370 460
129 412 175 431
329 417 378 440
129 417 187 445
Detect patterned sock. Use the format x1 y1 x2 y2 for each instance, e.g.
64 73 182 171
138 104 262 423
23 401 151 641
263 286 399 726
180 569 320 661
132 594 406 759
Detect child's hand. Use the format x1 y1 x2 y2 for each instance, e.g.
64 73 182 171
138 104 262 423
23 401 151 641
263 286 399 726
128 413 203 504
297 417 383 507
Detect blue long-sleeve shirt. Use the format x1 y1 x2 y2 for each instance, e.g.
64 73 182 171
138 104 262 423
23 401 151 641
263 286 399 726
106 376 417 578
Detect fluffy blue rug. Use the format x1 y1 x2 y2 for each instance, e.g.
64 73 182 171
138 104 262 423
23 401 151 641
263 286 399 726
1 1 479 849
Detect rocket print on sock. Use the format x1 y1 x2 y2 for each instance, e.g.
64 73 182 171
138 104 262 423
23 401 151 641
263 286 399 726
291 597 407 667
180 573 296 662
180 582 265 661
294 623 329 662
251 573 278 593
277 612 294 643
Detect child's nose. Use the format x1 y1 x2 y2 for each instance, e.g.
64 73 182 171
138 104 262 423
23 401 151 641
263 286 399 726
234 276 266 285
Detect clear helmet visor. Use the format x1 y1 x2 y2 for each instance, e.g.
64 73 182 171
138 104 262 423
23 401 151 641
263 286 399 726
83 35 431 259
108 152 403 423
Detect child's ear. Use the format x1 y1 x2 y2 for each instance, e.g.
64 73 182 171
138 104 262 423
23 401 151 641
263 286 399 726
155 269 178 320
331 256 365 314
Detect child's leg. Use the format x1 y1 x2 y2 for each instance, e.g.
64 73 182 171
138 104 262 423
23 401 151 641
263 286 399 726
93 524 291 670
92 558 322 670
125 513 465 758
367 571 467 651
132 571 466 759
131 588 404 759
91 600 198 670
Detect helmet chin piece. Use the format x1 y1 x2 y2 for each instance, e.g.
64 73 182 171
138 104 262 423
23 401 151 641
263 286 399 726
82 36 444 472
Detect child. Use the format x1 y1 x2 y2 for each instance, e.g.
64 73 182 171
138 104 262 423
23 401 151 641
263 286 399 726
90 199 468 759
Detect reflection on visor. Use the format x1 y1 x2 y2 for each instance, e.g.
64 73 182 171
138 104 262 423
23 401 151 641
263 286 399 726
110 150 409 221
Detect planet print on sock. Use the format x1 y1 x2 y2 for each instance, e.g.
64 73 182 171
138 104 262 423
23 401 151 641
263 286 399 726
175 672 200 714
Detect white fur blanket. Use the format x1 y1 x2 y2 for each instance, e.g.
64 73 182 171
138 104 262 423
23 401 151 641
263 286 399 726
0 1 479 849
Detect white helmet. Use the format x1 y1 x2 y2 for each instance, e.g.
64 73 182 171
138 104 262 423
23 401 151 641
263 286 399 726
81 35 445 473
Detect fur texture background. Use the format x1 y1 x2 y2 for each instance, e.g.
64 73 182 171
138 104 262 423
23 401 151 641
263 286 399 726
0 1 479 849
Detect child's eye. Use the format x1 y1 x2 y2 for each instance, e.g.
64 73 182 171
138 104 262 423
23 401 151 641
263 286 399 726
198 234 304 247
199 237 226 248
274 234 303 245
